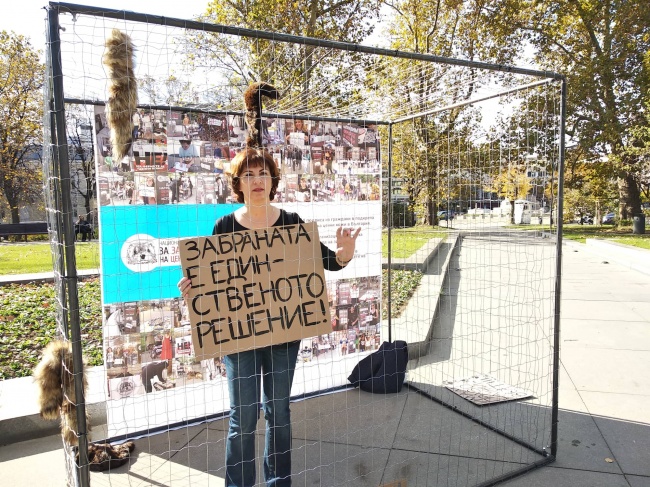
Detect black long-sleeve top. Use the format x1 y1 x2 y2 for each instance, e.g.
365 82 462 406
212 209 343 271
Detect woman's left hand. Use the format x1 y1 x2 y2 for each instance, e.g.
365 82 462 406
336 226 361 263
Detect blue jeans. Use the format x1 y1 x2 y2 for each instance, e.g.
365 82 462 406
224 342 300 487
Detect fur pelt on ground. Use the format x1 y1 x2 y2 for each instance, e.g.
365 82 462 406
244 82 280 148
33 340 89 446
102 29 137 161
79 441 136 472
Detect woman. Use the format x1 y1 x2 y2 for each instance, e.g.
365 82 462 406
178 81 361 487
179 148 360 486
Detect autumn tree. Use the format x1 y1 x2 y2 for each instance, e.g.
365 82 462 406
185 0 380 101
486 0 650 220
377 0 515 225
139 75 201 106
0 31 44 223
490 163 532 223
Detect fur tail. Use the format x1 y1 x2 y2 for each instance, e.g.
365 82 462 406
33 340 89 446
244 82 280 148
103 29 137 162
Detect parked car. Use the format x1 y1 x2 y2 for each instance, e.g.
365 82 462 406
602 212 616 225
437 210 455 221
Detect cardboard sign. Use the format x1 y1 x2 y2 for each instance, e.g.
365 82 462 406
179 221 332 358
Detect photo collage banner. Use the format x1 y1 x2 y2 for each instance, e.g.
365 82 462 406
93 107 383 436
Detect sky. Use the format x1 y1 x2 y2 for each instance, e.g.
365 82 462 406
0 1 212 49
0 0 391 51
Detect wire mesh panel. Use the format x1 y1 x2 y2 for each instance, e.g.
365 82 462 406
44 3 563 486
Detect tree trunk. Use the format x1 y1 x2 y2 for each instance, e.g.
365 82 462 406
10 205 20 224
428 200 437 226
4 188 21 223
617 173 641 220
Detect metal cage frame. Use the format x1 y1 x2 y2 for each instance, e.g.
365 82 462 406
44 3 565 486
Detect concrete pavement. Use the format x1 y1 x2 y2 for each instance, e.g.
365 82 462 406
0 233 649 486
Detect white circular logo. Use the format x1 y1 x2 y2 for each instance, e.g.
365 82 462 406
121 234 158 272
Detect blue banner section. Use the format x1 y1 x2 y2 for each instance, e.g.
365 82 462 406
100 204 242 304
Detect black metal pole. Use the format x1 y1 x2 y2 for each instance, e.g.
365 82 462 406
392 78 554 124
550 77 567 458
387 123 393 343
47 7 90 486
45 54 69 338
62 97 388 126
50 2 562 81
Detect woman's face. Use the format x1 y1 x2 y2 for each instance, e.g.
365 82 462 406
238 164 272 204
294 120 303 131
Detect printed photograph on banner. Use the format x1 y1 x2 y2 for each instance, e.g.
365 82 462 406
132 109 169 172
280 121 380 177
278 174 380 203
308 121 338 175
168 173 198 205
132 172 172 205
334 122 381 175
296 275 381 362
167 111 233 176
96 172 136 206
93 106 170 206
282 119 311 175
195 173 232 204
103 297 217 401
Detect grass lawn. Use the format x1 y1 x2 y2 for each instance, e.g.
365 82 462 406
0 242 100 275
382 227 448 258
525 224 650 249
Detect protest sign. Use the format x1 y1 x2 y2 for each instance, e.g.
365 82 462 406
179 221 332 358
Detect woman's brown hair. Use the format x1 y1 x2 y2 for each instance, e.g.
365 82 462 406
229 148 280 203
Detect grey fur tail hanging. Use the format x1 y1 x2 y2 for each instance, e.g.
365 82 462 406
33 340 89 446
103 29 138 162
244 82 281 148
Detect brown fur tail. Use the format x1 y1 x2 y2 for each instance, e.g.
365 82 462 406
244 82 280 148
83 441 136 472
103 29 137 162
33 340 89 446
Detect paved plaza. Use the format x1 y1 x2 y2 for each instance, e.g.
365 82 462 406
1 232 649 486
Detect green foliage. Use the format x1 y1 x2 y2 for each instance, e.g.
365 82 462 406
381 269 423 319
0 279 103 379
375 0 523 224
382 227 447 258
555 224 650 249
185 0 380 107
0 31 45 223
486 0 650 217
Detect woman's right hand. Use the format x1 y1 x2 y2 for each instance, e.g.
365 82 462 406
177 277 192 301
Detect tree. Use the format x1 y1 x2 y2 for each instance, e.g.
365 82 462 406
185 0 380 102
486 0 650 220
139 75 201 106
490 163 532 223
0 31 44 223
377 0 511 225
66 105 96 218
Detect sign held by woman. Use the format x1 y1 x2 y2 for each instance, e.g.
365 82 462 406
179 221 331 358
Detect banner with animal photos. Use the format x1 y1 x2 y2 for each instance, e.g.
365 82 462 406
93 107 383 437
